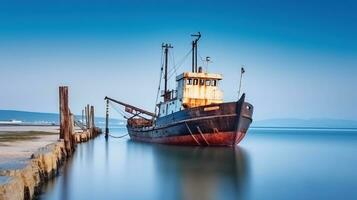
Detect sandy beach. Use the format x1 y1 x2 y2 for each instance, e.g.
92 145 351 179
0 126 59 169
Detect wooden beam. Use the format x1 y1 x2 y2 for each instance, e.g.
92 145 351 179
59 86 71 154
86 104 90 129
59 87 64 139
90 106 95 129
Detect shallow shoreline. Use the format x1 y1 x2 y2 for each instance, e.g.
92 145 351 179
0 126 63 199
0 125 59 133
0 125 100 200
0 140 67 200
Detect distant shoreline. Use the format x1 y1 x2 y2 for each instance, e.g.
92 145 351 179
251 126 357 130
1 124 356 130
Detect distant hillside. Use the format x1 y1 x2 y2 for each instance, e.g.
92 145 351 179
0 110 124 126
252 118 357 128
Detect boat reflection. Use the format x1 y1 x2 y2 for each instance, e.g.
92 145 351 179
127 141 250 200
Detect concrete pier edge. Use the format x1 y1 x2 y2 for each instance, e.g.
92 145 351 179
0 140 67 200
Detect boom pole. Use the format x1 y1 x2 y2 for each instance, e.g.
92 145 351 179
104 96 156 118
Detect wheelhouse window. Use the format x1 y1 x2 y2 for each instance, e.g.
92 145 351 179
205 80 211 86
199 79 205 85
193 79 198 85
186 78 192 85
212 80 217 86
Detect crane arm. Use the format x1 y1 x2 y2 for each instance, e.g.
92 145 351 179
104 96 156 118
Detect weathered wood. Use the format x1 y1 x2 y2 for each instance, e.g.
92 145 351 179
59 88 64 139
86 104 90 129
84 106 88 128
90 106 95 129
70 113 75 148
82 109 84 125
59 86 71 154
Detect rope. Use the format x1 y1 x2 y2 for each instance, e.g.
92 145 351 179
72 115 86 130
167 49 192 80
108 133 129 138
107 103 130 139
167 49 177 89
169 49 177 78
154 47 164 116
108 101 129 119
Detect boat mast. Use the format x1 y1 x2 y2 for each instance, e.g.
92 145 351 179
162 43 173 101
191 32 201 72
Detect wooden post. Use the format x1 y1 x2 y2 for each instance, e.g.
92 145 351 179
90 106 95 129
84 107 86 128
70 113 76 148
59 86 72 155
86 104 90 129
59 88 64 139
84 106 87 128
81 109 84 125
90 106 95 137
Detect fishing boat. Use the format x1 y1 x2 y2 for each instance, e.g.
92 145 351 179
105 33 253 146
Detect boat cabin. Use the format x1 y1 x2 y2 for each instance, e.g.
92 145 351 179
158 68 223 117
157 33 224 117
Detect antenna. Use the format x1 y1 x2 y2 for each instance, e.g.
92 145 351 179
203 56 212 72
238 65 245 98
191 32 201 72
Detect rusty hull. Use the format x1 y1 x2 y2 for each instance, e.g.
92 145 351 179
127 94 253 146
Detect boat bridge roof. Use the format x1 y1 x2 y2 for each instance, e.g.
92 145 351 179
176 72 223 81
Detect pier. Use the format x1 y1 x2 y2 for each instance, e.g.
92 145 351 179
0 86 101 200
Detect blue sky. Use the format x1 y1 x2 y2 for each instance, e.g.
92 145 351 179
0 0 356 120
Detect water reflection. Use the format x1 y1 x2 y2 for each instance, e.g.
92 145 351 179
127 141 250 200
40 128 357 200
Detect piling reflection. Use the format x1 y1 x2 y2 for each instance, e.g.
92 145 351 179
127 141 250 200
59 156 72 200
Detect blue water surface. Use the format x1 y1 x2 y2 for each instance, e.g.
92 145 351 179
40 126 357 200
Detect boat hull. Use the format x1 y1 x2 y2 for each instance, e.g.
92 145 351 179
127 94 253 146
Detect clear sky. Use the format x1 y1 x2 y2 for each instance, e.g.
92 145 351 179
0 0 356 120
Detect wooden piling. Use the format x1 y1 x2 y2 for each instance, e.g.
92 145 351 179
70 113 76 149
81 109 84 125
86 104 90 129
90 106 95 129
84 106 88 128
59 86 72 155
59 88 64 139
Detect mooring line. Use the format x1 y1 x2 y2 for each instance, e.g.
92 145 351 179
185 122 201 145
197 126 210 146
108 133 128 139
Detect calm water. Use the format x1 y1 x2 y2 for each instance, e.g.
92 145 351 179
40 127 357 200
